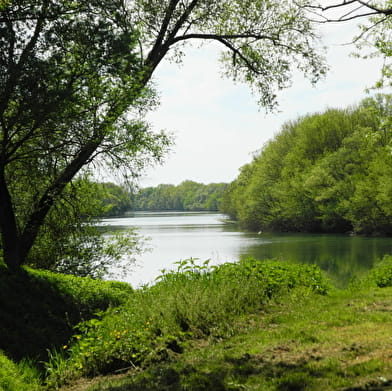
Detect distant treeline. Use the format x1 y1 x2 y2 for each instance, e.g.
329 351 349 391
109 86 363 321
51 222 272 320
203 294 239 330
221 95 392 235
132 181 228 211
94 180 228 215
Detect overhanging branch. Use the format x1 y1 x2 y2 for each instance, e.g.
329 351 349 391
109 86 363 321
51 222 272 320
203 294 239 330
304 1 392 22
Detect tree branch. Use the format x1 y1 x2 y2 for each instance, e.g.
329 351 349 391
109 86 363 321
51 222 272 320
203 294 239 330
171 33 268 76
170 32 280 44
145 0 180 71
304 1 392 22
0 0 49 117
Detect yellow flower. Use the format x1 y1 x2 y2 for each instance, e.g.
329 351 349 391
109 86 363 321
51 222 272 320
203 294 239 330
63 345 68 349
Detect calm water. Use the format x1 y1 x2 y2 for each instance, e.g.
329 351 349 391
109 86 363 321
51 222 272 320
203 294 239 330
101 211 392 288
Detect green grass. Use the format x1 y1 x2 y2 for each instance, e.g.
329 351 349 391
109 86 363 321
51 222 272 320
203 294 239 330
44 259 329 388
0 351 41 391
83 286 392 391
1 257 392 391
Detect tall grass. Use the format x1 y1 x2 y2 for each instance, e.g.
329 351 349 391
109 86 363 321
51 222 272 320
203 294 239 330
45 258 330 388
0 352 41 391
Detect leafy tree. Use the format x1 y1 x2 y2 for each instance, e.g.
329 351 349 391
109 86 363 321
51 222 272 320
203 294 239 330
221 95 392 234
25 178 144 278
96 182 133 217
0 0 328 271
0 1 170 271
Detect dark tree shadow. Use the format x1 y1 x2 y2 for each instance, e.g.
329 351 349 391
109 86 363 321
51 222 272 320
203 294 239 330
0 266 104 362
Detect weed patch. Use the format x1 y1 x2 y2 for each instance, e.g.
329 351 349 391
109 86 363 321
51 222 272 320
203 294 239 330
45 259 329 387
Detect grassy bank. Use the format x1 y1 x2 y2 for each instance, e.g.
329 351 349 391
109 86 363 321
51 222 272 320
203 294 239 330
82 287 392 391
0 257 392 390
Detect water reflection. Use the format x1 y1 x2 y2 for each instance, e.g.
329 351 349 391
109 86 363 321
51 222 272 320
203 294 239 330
239 233 392 287
100 212 392 288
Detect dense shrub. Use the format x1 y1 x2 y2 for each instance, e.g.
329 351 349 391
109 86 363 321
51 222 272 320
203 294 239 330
45 259 329 387
222 95 392 235
27 268 133 312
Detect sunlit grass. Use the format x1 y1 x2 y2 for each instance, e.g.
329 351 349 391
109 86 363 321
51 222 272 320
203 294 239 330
85 286 392 391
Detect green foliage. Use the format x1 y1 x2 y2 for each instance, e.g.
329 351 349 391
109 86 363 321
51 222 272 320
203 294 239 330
133 181 228 211
128 0 326 110
97 182 133 217
0 0 170 268
221 95 392 234
0 0 10 10
1 0 327 269
21 177 145 278
26 268 133 311
0 352 40 391
44 259 329 386
31 223 145 279
357 255 392 288
0 265 132 363
355 2 392 90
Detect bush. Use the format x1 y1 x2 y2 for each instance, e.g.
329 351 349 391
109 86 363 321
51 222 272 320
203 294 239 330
361 255 392 288
27 268 133 313
45 259 329 386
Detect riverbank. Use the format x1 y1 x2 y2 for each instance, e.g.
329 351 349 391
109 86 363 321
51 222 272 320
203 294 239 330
1 257 392 390
66 286 392 391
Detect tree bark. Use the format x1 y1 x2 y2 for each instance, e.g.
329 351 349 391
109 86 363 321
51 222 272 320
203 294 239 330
0 167 22 270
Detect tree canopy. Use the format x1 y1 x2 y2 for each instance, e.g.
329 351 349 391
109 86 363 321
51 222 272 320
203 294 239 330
221 95 392 235
0 0 328 271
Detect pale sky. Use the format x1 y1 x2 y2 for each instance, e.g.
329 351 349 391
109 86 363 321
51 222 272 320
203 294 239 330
140 18 385 187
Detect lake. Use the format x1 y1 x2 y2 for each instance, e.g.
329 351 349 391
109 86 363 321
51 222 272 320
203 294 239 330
101 211 392 288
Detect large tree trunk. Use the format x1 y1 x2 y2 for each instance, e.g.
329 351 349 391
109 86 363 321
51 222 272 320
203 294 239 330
0 169 22 270
18 140 103 263
0 140 102 269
